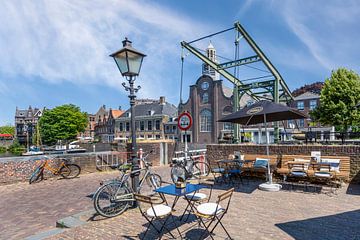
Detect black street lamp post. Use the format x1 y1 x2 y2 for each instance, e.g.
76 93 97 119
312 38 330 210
110 38 146 193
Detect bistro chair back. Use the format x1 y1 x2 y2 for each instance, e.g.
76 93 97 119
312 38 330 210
196 188 235 240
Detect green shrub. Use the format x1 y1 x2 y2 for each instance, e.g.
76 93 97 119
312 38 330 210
8 141 26 156
0 146 6 154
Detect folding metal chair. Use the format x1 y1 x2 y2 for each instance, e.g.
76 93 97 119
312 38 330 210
181 179 214 222
227 160 244 184
211 161 226 184
195 188 235 240
134 193 181 239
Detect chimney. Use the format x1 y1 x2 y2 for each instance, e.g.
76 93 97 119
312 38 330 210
159 96 165 105
118 106 122 110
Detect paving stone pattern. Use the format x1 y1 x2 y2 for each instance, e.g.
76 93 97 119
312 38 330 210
45 182 360 240
1 166 360 240
0 170 123 240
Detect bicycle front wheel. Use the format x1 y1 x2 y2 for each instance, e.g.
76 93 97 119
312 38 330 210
29 166 43 184
93 182 132 218
146 173 162 190
170 165 186 183
193 162 210 179
60 164 81 179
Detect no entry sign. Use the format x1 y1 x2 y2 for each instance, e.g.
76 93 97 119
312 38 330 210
178 112 192 131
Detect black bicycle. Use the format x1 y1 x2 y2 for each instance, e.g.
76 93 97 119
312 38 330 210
170 154 210 183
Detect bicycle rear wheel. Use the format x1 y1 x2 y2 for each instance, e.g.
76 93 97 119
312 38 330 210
93 182 132 218
29 166 43 184
193 162 210 179
60 164 81 179
170 165 186 183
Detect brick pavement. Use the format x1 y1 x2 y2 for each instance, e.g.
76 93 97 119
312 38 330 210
0 167 168 240
1 166 360 240
47 177 360 240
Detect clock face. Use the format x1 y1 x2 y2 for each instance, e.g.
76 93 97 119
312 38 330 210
201 82 209 90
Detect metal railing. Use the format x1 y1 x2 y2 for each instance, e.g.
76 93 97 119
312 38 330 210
95 151 131 171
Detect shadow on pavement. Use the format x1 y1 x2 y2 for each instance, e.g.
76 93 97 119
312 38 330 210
346 171 360 195
275 209 360 240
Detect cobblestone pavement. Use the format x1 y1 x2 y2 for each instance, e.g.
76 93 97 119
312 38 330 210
47 175 360 240
0 166 168 240
2 167 360 240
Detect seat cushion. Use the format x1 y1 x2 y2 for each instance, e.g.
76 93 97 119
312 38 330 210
146 204 172 217
253 158 268 169
212 168 225 173
321 159 340 172
185 192 207 201
197 202 223 216
290 171 307 177
314 172 332 178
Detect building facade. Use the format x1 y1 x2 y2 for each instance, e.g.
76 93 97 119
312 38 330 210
115 97 177 141
15 106 44 145
94 105 124 143
286 91 334 140
78 114 96 140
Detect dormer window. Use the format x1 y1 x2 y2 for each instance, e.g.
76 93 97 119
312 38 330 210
148 110 155 116
126 112 131 118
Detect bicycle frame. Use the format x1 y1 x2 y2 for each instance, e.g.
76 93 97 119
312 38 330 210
100 157 156 203
42 160 66 175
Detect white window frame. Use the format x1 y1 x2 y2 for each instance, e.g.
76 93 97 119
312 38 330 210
200 109 212 132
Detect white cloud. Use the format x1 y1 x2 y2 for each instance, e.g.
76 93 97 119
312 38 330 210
280 1 360 71
0 0 211 99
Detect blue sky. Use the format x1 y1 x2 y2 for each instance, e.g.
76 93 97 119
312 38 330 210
0 0 359 125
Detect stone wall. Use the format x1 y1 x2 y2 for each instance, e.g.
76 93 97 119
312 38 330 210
207 144 360 183
0 142 175 185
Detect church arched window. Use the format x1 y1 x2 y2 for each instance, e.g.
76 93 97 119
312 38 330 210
200 109 212 132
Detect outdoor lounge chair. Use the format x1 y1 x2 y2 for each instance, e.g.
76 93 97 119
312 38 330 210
195 188 235 240
287 159 310 191
134 193 181 239
311 162 337 193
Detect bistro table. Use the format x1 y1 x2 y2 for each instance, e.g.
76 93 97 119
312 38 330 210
155 183 206 219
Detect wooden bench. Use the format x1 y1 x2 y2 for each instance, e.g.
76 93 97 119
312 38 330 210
276 155 350 182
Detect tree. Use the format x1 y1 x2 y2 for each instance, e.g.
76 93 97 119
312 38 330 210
0 125 15 135
311 68 360 132
39 104 88 145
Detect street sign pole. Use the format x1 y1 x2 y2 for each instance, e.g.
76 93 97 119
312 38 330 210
178 112 193 160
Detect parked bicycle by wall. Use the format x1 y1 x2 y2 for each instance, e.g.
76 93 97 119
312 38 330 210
29 155 81 184
93 151 162 218
170 151 210 183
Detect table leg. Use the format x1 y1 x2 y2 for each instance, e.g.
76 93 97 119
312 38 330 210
171 196 180 211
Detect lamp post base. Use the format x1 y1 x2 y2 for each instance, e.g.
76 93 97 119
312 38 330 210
258 182 282 192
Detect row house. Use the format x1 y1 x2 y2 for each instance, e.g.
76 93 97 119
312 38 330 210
15 106 44 145
78 114 96 140
115 97 177 141
94 105 124 142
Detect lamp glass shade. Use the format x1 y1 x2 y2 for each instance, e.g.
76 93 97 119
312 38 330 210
126 51 144 76
113 51 129 75
113 50 144 76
